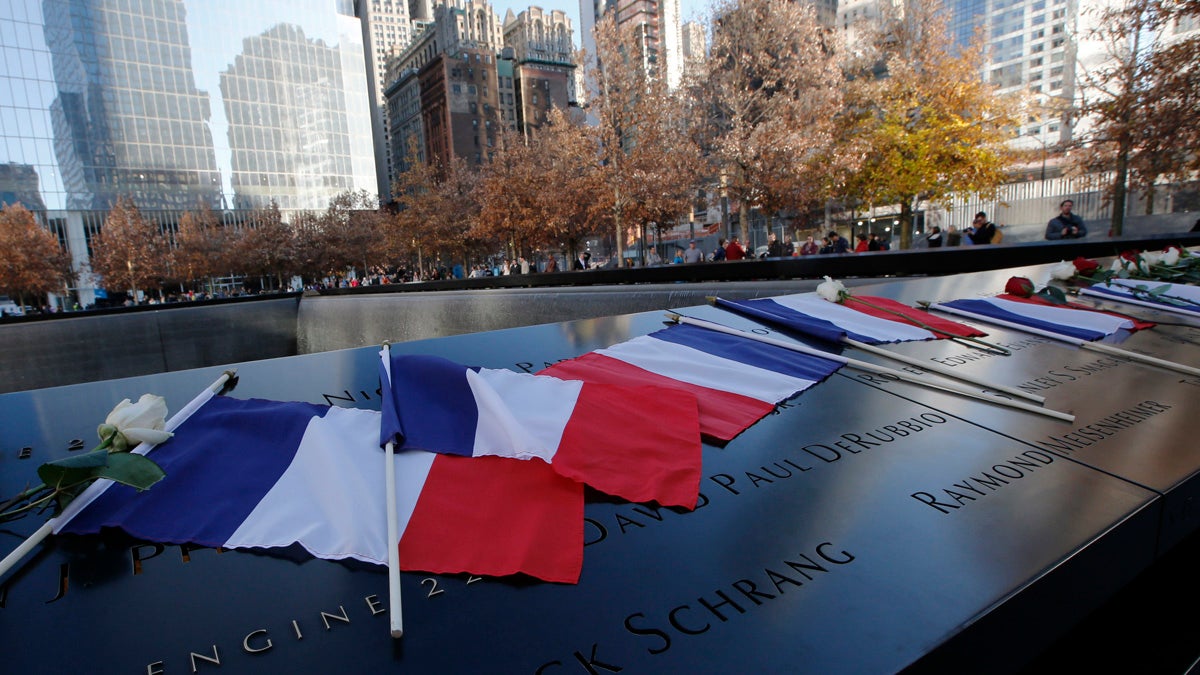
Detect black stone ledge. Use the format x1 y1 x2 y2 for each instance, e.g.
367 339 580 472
318 233 1200 294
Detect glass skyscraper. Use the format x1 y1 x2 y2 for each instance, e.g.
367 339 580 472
0 0 376 214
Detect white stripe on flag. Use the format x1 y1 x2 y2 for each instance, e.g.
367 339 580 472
771 294 935 341
596 334 819 403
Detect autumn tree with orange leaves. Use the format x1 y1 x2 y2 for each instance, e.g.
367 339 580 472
476 109 607 263
237 202 296 290
0 203 71 309
173 204 230 295
474 126 545 259
89 196 170 304
392 153 482 274
842 0 1016 249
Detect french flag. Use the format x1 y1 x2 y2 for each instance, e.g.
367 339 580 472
57 392 585 584
713 293 985 344
1081 280 1200 317
997 292 1155 331
934 296 1139 341
380 352 703 510
538 322 843 442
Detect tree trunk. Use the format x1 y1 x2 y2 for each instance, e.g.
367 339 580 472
739 201 750 246
898 200 915 250
613 182 625 265
1111 138 1130 236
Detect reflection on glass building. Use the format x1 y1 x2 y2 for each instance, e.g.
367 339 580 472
42 0 222 211
222 23 357 211
0 0 376 302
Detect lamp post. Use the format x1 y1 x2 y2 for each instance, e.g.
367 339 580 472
1023 129 1052 201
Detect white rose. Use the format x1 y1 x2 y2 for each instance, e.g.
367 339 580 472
1161 248 1180 266
98 394 173 452
816 276 847 303
1049 261 1076 281
1140 251 1161 269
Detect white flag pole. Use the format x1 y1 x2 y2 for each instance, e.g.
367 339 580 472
708 297 1044 404
0 369 237 580
382 343 404 639
840 338 1044 403
1078 287 1200 319
930 303 1200 378
667 313 1075 422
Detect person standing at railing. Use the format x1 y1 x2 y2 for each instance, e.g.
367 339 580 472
725 236 746 261
1045 199 1087 240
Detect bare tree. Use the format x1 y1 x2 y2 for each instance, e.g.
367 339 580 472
587 15 703 263
700 0 848 244
1071 0 1200 231
323 190 388 281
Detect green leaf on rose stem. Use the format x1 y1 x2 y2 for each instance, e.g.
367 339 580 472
1149 284 1171 297
37 449 110 487
38 450 166 502
1038 286 1068 304
94 452 166 491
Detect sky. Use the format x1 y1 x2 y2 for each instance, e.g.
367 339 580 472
486 0 713 49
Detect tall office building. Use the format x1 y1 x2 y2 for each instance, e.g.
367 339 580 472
39 0 222 211
386 0 507 169
355 0 414 200
579 0 684 94
0 0 377 303
946 0 1078 150
221 23 369 211
503 7 576 134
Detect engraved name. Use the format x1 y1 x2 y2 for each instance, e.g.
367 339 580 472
911 449 1061 514
1034 400 1173 455
534 541 856 673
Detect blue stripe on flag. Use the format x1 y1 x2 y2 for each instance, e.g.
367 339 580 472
715 297 856 343
941 298 1107 341
648 322 843 381
63 396 328 547
384 354 478 455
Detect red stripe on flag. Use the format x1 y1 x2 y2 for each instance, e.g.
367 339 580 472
554 382 702 509
540 353 775 442
998 293 1156 331
845 295 987 337
400 454 584 583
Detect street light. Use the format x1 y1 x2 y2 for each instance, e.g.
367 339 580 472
1023 128 1053 201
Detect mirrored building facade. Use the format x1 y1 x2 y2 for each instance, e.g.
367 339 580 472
0 0 376 304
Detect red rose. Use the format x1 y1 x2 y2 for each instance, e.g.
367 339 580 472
1120 250 1140 262
1072 257 1100 275
1005 276 1035 297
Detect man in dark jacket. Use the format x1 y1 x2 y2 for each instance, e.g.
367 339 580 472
1045 200 1087 240
970 212 996 244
